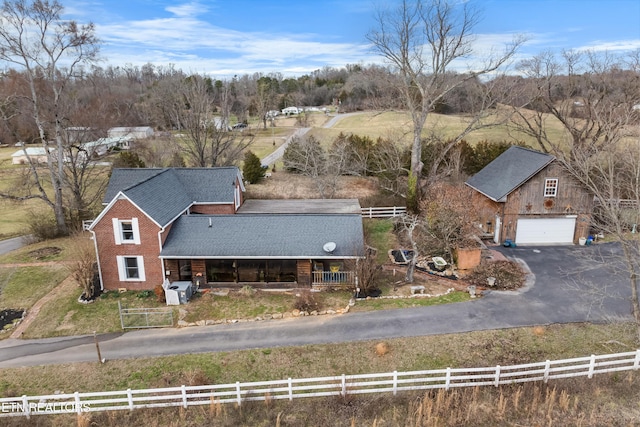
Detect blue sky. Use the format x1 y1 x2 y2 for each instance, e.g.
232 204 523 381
62 0 640 78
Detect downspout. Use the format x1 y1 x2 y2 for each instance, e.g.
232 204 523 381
501 202 506 244
89 230 104 291
158 226 167 281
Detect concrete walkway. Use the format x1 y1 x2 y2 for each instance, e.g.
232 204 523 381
0 243 631 368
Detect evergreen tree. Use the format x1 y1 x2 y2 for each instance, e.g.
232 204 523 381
243 151 266 184
113 151 146 168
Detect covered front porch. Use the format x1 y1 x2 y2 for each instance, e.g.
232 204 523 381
163 258 357 288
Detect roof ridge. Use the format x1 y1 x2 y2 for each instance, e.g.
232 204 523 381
120 168 171 193
510 145 556 160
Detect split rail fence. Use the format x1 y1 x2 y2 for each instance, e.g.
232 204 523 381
1 350 639 419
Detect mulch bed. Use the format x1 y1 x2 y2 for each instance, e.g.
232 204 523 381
0 309 24 331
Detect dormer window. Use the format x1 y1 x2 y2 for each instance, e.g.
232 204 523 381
113 218 141 244
544 179 558 197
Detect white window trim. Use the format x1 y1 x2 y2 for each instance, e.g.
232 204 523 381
112 218 141 244
116 256 146 281
544 178 558 197
234 184 241 210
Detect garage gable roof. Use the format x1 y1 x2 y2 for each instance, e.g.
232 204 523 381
465 146 555 202
160 214 365 259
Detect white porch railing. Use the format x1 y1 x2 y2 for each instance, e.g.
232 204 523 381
312 271 356 286
1 350 638 418
361 206 406 218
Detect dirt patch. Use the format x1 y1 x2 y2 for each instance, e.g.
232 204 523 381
0 309 24 331
27 246 62 260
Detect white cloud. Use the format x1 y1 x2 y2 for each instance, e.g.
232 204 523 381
94 5 375 77
166 2 208 18
577 39 640 52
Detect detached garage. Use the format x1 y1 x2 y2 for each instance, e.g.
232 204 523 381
466 146 593 246
515 216 577 245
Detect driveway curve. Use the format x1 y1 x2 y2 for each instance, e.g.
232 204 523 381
0 243 631 368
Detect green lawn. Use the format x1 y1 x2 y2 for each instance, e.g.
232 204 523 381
0 265 68 310
363 218 397 263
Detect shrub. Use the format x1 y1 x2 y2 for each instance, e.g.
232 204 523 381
293 290 320 312
137 290 153 298
154 284 166 303
25 210 63 241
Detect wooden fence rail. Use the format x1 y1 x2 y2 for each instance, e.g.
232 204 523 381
361 206 406 218
1 350 638 418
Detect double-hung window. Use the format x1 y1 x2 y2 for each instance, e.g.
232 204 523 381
116 256 145 281
113 218 141 244
544 179 558 197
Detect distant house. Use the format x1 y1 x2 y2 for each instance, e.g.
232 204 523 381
88 167 365 292
79 137 133 157
465 146 593 245
210 117 231 131
281 106 301 115
11 147 51 165
107 127 154 141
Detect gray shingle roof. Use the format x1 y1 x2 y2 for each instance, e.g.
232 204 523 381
102 167 242 226
103 168 164 203
123 170 193 227
173 168 240 203
160 214 365 258
465 146 555 202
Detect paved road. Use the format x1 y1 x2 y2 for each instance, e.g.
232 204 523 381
0 243 631 368
259 112 365 166
0 236 29 256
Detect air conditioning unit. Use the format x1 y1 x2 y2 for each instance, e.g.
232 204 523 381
163 281 194 305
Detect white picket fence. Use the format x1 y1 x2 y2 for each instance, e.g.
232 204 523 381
1 350 639 418
361 206 406 218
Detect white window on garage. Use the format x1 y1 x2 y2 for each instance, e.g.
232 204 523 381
544 178 558 197
116 256 146 281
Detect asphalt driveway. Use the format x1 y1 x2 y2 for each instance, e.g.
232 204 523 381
0 243 632 368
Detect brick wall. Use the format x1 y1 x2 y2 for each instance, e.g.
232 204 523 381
190 204 235 214
93 199 164 291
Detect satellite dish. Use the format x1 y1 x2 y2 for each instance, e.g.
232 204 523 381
323 242 337 254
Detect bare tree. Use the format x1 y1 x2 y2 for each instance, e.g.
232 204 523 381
169 75 253 167
367 0 523 210
282 135 348 198
0 0 99 235
65 232 98 299
561 137 640 340
512 50 640 161
396 213 422 282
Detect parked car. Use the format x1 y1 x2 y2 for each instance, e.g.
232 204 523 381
232 123 247 130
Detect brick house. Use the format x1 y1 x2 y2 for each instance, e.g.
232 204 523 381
465 146 593 245
89 167 365 291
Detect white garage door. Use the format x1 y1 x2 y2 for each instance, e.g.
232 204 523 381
515 217 576 245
